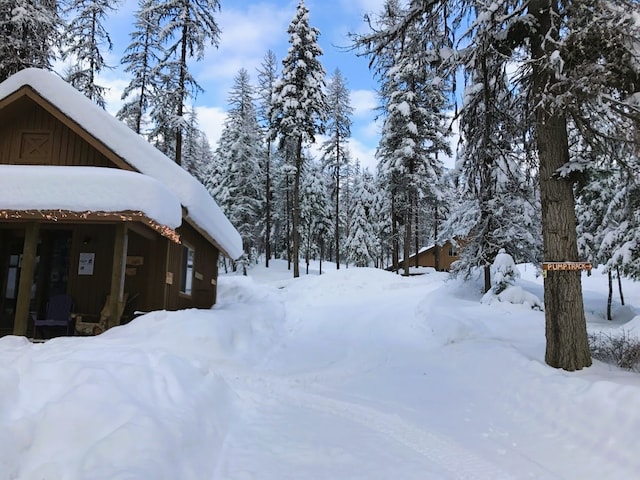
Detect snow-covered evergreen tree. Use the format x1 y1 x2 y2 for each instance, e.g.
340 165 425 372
442 26 541 291
345 169 377 267
490 248 521 294
299 160 333 274
118 0 163 134
270 0 327 278
377 19 449 274
256 50 278 267
181 108 212 183
151 0 221 165
62 0 119 107
210 68 264 272
0 0 61 81
322 68 353 270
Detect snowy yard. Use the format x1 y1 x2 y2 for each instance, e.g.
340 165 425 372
1 260 639 479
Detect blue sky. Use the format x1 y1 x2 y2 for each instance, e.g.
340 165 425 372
88 0 387 170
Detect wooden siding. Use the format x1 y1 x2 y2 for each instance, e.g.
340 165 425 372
67 224 116 317
0 98 114 167
123 229 168 315
396 241 460 272
165 222 219 311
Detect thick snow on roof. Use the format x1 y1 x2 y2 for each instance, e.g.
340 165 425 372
0 165 182 228
0 68 243 259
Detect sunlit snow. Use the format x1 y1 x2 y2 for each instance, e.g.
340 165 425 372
1 260 639 479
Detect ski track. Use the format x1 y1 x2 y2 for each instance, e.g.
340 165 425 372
244 375 515 480
210 279 517 480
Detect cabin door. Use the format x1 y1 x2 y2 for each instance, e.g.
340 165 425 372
0 228 72 335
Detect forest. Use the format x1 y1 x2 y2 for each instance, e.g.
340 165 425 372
2 0 639 370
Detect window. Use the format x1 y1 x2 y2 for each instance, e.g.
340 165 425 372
448 244 459 257
180 244 195 295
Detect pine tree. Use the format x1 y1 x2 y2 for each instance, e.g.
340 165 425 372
271 0 327 278
442 20 541 291
257 50 278 267
211 68 264 273
0 0 61 81
152 0 221 165
299 160 333 274
181 107 213 183
118 0 163 134
322 68 353 270
345 169 377 267
380 24 449 274
62 0 119 107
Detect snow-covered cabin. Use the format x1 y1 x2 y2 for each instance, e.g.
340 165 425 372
0 69 242 338
394 240 460 272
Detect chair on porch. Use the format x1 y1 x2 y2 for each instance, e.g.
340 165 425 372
33 294 74 338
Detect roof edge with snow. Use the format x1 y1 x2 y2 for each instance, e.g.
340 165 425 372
0 69 243 260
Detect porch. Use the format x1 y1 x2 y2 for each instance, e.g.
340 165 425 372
0 221 166 339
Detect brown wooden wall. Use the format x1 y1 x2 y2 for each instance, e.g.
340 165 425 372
66 224 116 316
0 98 114 167
165 221 219 311
397 241 460 272
123 229 168 315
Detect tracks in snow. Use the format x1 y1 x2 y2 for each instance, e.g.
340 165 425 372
214 367 515 480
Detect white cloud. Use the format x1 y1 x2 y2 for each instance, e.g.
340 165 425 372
348 137 378 172
197 2 294 103
195 106 227 148
350 88 378 118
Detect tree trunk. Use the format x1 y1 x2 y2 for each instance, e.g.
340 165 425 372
403 193 411 276
335 146 341 270
265 138 272 267
286 173 291 271
433 201 440 272
607 269 613 321
616 266 625 305
292 136 302 278
484 265 491 294
531 0 591 371
414 198 419 269
392 193 399 274
175 23 189 166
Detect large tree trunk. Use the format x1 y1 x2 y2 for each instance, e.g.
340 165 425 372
531 0 591 371
537 112 591 370
293 136 302 278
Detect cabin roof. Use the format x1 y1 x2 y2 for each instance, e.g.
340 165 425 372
0 165 182 228
0 68 243 260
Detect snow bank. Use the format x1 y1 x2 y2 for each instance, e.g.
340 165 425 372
481 285 544 310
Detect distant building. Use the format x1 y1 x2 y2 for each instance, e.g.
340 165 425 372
394 240 460 272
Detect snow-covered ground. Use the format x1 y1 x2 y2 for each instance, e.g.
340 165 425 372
1 260 639 479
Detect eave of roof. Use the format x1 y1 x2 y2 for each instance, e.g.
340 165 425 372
0 69 243 260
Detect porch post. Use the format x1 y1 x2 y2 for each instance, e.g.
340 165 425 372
14 223 39 336
107 223 128 329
